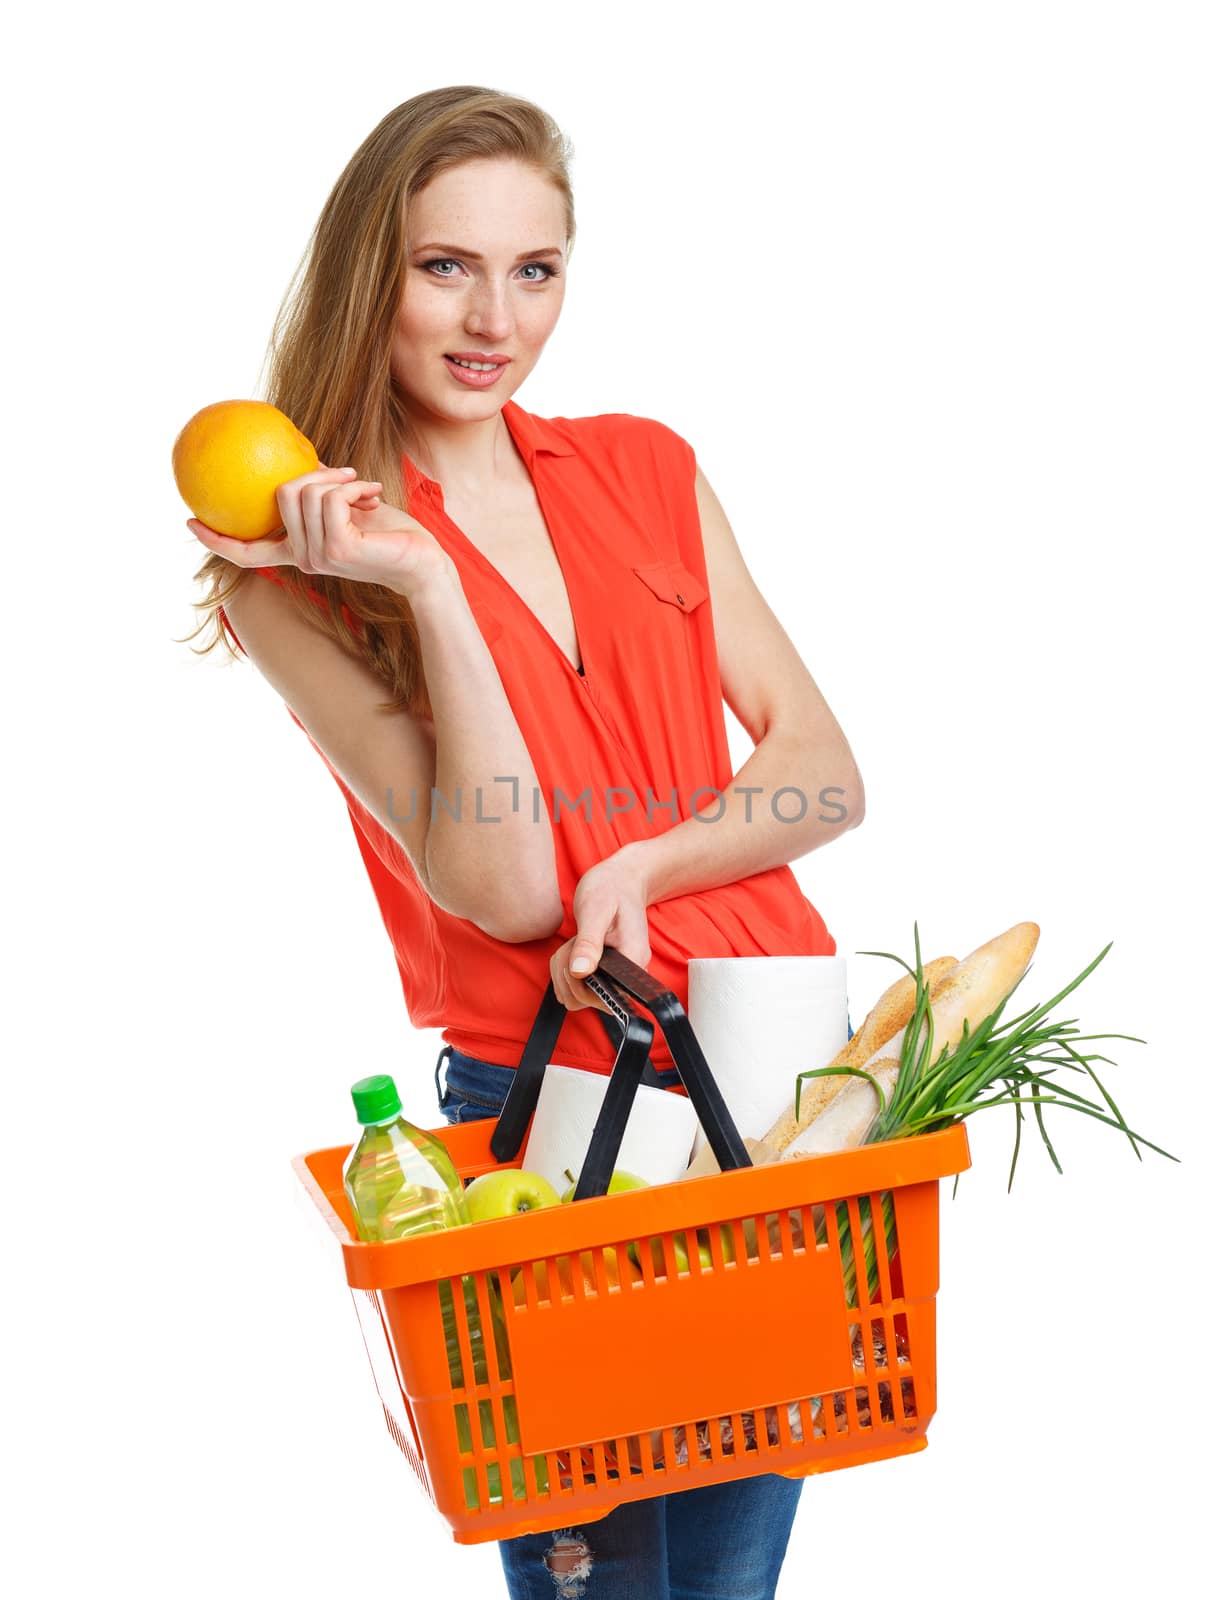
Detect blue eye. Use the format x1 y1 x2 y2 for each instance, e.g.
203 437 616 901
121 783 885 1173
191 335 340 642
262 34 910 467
421 257 559 281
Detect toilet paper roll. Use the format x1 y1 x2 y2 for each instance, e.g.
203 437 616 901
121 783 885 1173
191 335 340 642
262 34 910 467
521 1064 700 1197
686 957 847 1160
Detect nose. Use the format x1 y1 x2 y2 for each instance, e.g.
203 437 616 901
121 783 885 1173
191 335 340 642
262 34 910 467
464 279 515 341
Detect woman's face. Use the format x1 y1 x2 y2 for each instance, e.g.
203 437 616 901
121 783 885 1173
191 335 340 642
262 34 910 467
393 158 568 425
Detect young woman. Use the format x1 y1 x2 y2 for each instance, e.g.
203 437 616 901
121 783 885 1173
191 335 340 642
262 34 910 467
186 84 864 1600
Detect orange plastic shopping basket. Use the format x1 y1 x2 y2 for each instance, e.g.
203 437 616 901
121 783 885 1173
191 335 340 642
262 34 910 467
293 949 970 1545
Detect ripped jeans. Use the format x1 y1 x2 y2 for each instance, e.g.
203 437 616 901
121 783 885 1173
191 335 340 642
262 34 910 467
433 1043 816 1600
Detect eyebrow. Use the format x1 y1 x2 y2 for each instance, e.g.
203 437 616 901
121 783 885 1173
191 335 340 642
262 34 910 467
412 243 564 261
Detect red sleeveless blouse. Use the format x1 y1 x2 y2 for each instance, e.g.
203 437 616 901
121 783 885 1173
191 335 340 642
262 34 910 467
219 399 836 1074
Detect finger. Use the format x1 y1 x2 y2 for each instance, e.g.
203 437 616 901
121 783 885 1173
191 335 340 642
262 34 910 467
561 976 613 1015
301 475 380 565
551 948 582 1009
552 947 596 1012
567 936 604 979
567 963 616 1014
299 477 332 567
186 518 293 566
621 943 653 971
321 479 384 547
276 466 356 568
578 978 615 1016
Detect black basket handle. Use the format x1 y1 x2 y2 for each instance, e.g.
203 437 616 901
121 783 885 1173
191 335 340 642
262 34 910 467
489 948 752 1198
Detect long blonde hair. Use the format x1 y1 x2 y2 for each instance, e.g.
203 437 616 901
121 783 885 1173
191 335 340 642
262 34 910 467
177 86 576 718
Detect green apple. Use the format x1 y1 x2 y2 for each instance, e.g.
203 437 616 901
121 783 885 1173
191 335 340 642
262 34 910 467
556 1168 717 1275
637 1228 714 1275
463 1167 561 1222
555 1169 647 1288
558 1166 647 1203
716 1219 760 1260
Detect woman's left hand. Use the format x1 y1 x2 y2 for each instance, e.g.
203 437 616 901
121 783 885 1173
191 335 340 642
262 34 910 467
550 850 652 1014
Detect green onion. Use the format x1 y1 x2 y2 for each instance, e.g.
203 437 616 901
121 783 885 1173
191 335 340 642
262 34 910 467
812 1191 897 1311
796 922 1177 1191
795 923 1178 1308
860 922 1177 1189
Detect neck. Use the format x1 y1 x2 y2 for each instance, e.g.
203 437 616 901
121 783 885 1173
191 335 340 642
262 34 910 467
401 402 518 498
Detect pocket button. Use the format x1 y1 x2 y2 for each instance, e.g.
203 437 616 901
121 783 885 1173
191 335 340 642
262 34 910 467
633 561 709 613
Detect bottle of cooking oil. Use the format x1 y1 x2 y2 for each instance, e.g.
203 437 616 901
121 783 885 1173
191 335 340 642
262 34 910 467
342 1074 546 1507
343 1073 469 1240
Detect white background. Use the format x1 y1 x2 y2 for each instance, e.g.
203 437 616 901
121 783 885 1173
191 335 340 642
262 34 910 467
5 2 1220 1595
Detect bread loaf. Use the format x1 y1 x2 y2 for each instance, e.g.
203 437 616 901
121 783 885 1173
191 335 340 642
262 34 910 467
779 920 1041 1158
757 956 958 1158
683 1132 779 1181
779 1058 902 1158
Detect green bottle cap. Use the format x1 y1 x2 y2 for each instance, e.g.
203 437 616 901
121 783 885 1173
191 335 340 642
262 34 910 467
351 1074 402 1125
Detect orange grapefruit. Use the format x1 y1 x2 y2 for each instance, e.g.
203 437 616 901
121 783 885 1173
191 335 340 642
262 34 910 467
172 400 319 540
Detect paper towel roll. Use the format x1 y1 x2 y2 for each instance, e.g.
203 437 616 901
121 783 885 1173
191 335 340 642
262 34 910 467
686 957 847 1157
521 1065 699 1197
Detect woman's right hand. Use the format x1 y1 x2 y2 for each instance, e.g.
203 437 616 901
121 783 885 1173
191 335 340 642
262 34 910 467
186 464 454 598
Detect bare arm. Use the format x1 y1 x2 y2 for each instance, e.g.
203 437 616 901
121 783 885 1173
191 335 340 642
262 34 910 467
221 562 564 942
408 564 564 937
618 460 866 907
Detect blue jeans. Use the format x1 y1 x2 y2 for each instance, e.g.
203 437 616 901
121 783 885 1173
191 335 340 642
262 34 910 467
431 1040 846 1598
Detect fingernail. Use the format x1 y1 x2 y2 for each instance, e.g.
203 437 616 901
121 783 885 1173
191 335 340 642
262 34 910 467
571 957 592 974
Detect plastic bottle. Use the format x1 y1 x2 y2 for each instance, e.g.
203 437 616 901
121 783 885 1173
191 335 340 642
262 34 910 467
343 1074 546 1506
343 1073 469 1240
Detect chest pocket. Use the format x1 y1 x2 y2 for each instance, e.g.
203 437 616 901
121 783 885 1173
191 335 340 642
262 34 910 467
632 560 709 614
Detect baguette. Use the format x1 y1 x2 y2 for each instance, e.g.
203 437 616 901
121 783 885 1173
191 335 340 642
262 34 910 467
756 956 959 1159
683 1132 779 1182
778 1058 902 1158
779 920 1041 1158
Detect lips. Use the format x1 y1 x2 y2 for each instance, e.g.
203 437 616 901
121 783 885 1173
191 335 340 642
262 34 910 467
443 355 509 388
